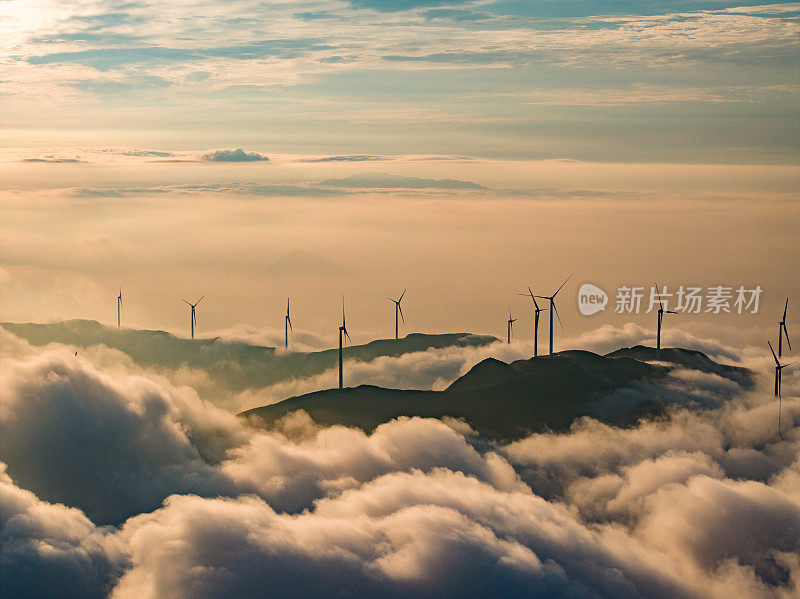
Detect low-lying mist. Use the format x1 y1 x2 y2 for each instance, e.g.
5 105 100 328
1 327 798 598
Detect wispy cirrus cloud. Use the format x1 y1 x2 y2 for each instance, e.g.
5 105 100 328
301 154 390 162
319 172 486 189
2 0 796 162
20 157 85 163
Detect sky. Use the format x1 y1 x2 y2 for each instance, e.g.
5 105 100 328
0 0 798 344
0 0 798 161
1 3 800 597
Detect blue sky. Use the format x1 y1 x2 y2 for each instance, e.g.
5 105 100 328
1 0 797 161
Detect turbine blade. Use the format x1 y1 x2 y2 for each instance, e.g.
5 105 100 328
399 289 406 302
783 298 788 321
779 362 796 368
398 303 405 323
287 316 293 332
666 310 678 314
655 283 664 311
553 302 564 330
783 324 792 351
181 298 191 306
768 341 780 366
520 287 540 310
552 273 573 298
195 296 204 305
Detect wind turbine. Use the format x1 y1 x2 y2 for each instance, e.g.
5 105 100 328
338 296 351 389
507 308 516 344
117 286 123 328
285 297 292 349
388 289 406 340
769 340 795 438
779 299 791 357
655 283 678 360
181 296 203 339
519 287 547 357
535 274 572 355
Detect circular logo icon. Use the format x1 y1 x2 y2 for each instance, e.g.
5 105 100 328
578 283 608 315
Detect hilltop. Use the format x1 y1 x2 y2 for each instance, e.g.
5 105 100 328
241 346 753 440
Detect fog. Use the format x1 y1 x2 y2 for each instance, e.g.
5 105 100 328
1 156 797 351
1 325 798 598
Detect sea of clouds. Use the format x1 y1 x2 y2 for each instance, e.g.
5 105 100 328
1 326 798 598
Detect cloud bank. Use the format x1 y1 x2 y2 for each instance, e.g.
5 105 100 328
202 148 269 162
319 172 486 189
1 328 798 598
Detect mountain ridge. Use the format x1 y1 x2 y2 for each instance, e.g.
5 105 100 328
1 319 497 393
241 347 753 440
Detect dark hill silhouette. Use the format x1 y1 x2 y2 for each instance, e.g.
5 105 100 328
607 345 754 388
241 349 753 440
0 320 496 392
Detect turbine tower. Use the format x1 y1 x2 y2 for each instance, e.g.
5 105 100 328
338 296 351 389
768 340 795 438
117 286 123 328
507 308 516 344
779 299 791 357
388 289 406 340
181 296 203 340
535 274 572 355
520 287 547 357
655 283 678 360
285 297 292 349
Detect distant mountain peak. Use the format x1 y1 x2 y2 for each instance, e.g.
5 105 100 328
264 250 359 278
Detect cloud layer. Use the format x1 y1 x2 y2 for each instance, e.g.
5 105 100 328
202 148 269 162
3 0 796 162
1 327 798 597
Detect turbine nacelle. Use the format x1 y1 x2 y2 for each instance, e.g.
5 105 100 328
779 298 792 355
182 296 204 309
117 286 123 328
181 296 203 338
388 289 406 322
769 339 795 438
769 341 793 372
340 297 351 345
519 287 547 313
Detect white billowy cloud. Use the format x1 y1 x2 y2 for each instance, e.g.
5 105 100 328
1 325 799 597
